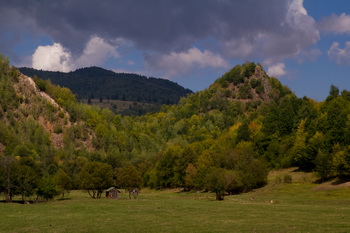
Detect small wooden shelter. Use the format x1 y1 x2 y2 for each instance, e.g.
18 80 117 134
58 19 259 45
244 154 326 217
106 187 121 199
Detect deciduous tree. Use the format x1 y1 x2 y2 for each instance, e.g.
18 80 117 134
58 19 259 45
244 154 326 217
78 162 114 198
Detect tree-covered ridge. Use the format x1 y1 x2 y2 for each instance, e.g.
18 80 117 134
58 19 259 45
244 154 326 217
1 56 350 202
18 66 193 105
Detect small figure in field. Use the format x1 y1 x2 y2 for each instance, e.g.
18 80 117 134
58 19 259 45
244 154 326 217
129 189 139 199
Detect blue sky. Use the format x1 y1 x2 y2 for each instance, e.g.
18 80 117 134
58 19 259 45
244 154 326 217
1 0 350 101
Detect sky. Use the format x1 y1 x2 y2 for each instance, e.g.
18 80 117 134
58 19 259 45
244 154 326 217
1 0 350 101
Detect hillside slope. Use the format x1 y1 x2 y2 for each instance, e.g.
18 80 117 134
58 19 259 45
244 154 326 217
2 55 350 202
19 67 193 104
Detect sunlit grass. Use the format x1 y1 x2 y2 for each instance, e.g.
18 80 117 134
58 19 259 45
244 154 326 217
1 169 350 232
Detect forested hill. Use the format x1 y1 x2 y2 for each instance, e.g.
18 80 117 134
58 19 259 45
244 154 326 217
18 66 193 104
2 54 350 202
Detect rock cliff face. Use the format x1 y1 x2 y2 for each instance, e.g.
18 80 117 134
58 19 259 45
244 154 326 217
225 65 274 102
11 72 94 150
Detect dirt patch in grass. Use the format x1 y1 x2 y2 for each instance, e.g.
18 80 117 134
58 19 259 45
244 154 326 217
314 178 350 191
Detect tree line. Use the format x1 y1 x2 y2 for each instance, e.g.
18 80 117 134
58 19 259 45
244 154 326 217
1 56 350 201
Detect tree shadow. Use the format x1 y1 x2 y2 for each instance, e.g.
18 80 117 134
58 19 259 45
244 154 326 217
291 167 313 173
57 197 72 201
332 177 350 185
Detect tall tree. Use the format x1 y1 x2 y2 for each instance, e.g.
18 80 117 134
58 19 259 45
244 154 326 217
54 169 73 199
78 162 114 198
115 164 142 192
0 156 18 202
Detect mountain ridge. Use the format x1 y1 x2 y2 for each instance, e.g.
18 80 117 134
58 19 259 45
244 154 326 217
18 66 193 104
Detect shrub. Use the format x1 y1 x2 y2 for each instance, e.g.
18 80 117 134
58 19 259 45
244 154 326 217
242 62 256 77
238 83 252 99
283 174 292 183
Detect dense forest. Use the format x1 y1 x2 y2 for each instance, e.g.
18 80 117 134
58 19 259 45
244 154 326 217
1 54 350 202
19 67 193 104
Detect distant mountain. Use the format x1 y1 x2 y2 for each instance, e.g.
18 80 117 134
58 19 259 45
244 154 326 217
18 67 193 105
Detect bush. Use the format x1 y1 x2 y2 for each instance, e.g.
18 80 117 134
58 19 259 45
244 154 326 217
250 79 261 89
53 124 63 134
283 174 292 183
242 62 256 77
238 83 252 99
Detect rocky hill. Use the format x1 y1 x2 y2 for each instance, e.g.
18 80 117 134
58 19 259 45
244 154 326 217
2 54 350 201
212 62 291 104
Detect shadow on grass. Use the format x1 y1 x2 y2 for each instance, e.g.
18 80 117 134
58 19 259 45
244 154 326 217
313 177 350 185
291 167 313 173
0 200 41 204
57 197 72 201
332 177 350 185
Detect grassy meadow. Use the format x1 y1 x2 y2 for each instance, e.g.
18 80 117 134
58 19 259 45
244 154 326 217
1 168 350 233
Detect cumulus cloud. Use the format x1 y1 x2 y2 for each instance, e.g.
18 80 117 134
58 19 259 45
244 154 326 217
145 47 229 76
327 42 350 65
75 36 120 67
267 63 286 77
1 0 320 75
32 36 120 72
260 0 319 63
319 13 350 34
32 43 73 72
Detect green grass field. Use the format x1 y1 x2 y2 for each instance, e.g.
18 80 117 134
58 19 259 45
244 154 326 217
2 168 350 233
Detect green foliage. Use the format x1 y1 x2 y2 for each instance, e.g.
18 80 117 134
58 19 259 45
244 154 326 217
216 65 244 86
204 167 226 200
0 56 20 112
328 84 340 100
315 150 333 181
33 75 47 91
78 162 114 198
0 156 19 202
238 82 252 99
1 54 350 202
14 165 39 201
331 144 350 177
184 163 197 189
242 62 256 77
20 67 192 109
115 164 143 191
36 176 60 200
55 169 73 198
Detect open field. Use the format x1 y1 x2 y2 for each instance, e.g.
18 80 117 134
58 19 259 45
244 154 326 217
1 168 350 233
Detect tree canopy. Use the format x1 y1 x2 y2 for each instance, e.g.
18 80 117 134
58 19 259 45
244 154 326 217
0 56 350 202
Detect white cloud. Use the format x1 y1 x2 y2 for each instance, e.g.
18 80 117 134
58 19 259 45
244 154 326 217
319 13 350 34
32 43 73 72
75 36 119 67
261 0 319 63
145 47 229 76
32 36 121 72
23 1 320 77
220 0 319 65
328 41 350 65
267 63 286 77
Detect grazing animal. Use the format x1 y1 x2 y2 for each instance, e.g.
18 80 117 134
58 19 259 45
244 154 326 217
129 189 139 199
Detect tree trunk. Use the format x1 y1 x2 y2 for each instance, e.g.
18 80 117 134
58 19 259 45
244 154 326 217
88 190 96 198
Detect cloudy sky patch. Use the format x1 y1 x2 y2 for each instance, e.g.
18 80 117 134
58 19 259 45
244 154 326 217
0 0 350 100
